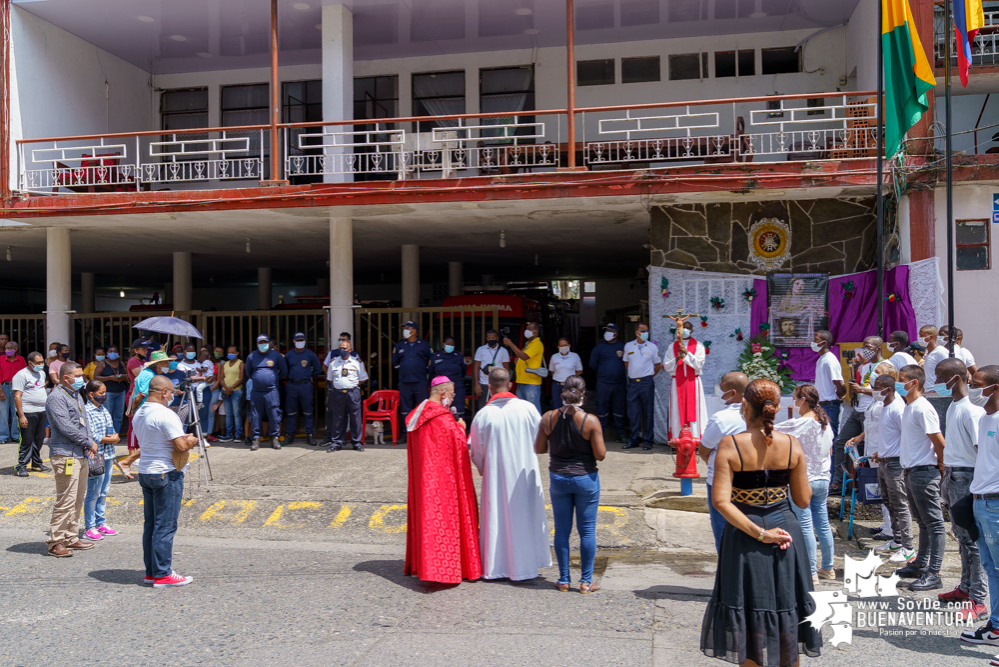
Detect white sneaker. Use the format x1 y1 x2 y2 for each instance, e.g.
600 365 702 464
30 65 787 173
888 548 916 563
875 540 900 554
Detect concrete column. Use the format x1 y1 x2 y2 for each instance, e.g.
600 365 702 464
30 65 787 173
448 261 463 297
173 252 192 311
258 267 272 310
401 245 420 309
322 4 353 184
81 272 96 314
329 217 354 340
46 228 72 347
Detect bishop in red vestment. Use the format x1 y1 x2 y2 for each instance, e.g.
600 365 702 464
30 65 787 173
404 377 483 583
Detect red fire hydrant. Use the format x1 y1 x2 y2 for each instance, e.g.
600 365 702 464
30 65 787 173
670 425 700 496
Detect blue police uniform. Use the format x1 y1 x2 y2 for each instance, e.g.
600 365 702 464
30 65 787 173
245 349 288 439
391 337 432 431
284 347 323 437
588 340 628 436
430 349 467 418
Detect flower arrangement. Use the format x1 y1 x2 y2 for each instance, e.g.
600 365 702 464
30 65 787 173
704 340 712 355
736 335 795 393
884 293 897 303
710 296 725 310
743 287 758 302
700 315 709 328
661 277 670 298
759 323 771 334
730 327 744 341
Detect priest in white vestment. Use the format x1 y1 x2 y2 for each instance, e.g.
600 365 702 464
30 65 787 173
661 320 708 440
469 367 551 581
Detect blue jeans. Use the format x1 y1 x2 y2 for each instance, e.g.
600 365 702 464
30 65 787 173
549 471 600 585
975 498 999 627
0 382 18 442
516 383 542 414
104 391 127 434
139 470 185 579
791 478 835 574
705 483 727 551
84 458 114 529
223 388 244 439
822 401 841 440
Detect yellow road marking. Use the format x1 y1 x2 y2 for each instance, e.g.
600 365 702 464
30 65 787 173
198 499 257 524
369 504 408 533
597 506 629 542
5 497 52 517
329 504 353 528
263 501 323 529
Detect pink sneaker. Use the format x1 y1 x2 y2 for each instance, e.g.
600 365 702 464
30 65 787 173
83 529 103 541
97 525 118 536
154 573 193 588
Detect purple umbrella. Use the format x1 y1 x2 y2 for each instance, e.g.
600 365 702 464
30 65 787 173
132 316 203 339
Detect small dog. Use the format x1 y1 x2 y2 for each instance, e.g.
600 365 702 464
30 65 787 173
365 421 385 446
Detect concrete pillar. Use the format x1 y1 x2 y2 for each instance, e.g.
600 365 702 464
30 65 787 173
173 252 192 311
163 283 173 306
330 217 354 341
401 245 420 309
322 4 353 184
46 228 72 346
448 262 463 297
317 277 330 297
81 272 96 314
258 268 272 310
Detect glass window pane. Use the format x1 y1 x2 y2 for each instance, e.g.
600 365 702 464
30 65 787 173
577 59 615 86
957 220 988 244
761 47 800 74
669 53 701 80
957 245 989 270
738 49 755 75
622 56 660 83
222 84 269 110
161 89 208 113
413 71 465 98
716 52 736 78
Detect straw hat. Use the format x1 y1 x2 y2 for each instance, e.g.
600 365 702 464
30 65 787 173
143 349 177 368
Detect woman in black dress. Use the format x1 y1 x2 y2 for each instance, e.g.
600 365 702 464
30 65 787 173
701 379 822 667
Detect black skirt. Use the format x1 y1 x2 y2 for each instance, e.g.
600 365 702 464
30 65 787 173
700 498 822 666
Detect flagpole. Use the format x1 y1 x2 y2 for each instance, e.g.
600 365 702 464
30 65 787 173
945 0 956 358
876 0 885 340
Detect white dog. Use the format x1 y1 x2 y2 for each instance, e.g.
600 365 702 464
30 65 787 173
365 421 385 446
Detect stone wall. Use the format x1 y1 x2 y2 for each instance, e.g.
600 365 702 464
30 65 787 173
649 197 877 275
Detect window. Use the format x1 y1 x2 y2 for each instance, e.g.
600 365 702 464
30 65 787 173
577 59 615 86
807 97 826 116
480 66 535 140
622 56 661 83
669 53 708 80
715 50 754 78
957 219 990 270
413 70 465 131
283 80 322 124
761 47 800 74
160 88 208 160
221 84 270 170
355 75 400 126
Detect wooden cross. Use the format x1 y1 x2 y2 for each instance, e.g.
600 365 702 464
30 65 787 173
665 307 700 344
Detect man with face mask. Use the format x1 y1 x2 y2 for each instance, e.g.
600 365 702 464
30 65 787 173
624 323 662 451
430 337 467 419
392 321 432 444
0 340 26 444
887 331 918 372
698 371 749 550
245 334 288 451
504 321 545 414
830 335 883 493
13 352 50 477
326 339 368 452
548 337 583 410
811 330 846 436
283 332 323 447
588 324 627 440
48 344 71 387
870 374 915 564
472 330 511 410
662 321 708 444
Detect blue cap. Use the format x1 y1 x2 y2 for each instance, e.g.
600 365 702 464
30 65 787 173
293 332 306 341
403 321 418 329
603 323 619 332
256 334 269 343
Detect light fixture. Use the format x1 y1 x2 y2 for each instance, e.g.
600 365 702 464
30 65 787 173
168 34 188 42
196 52 213 58
5 246 10 262
524 28 540 35
534 253 539 266
119 290 125 298
499 230 506 248
246 239 251 253
292 2 311 10
136 15 155 23
515 7 533 15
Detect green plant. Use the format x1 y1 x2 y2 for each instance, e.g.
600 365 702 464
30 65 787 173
735 335 795 393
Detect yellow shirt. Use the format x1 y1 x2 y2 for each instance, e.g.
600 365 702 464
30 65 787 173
83 362 97 381
515 337 544 385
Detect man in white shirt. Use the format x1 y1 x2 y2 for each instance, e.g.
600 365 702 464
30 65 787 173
835 336 882 477
548 337 583 410
895 364 947 593
951 327 979 375
812 330 846 490
936 358 988 620
662 321 708 443
872 374 915 563
13 351 50 476
326 339 369 452
698 371 748 551
925 324 964 435
133 375 198 588
962 365 999 647
887 330 918 372
624 323 662 451
471 330 510 410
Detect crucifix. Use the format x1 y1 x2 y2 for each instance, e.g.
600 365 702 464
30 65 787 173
665 307 700 350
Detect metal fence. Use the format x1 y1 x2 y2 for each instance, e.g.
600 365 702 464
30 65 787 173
70 311 200 363
0 315 47 356
200 310 330 356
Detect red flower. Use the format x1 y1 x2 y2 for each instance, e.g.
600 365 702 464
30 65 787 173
751 343 762 353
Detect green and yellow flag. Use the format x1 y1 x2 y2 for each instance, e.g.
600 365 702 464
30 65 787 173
882 0 936 158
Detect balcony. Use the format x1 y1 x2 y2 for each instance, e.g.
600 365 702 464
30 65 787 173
934 6 999 69
16 91 879 196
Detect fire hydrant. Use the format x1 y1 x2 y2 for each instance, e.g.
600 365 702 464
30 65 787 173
670 425 700 496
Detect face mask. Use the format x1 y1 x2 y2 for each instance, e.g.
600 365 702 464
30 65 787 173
107 352 119 360
810 342 823 353
3 350 14 357
932 378 956 397
639 331 649 341
895 381 911 398
970 386 992 407
444 345 455 354
168 361 180 371
442 396 452 408
59 352 68 359
227 353 237 360
487 339 498 348
71 377 85 390
679 329 689 339
713 384 724 399
340 349 350 359
559 346 570 355
403 329 413 338
877 389 890 404
185 352 196 360
858 347 877 362
258 344 269 353
95 355 105 362
937 336 948 347
603 331 615 342
93 394 107 405
295 341 306 349
48 350 57 358
792 402 801 418
33 364 44 373
524 330 534 339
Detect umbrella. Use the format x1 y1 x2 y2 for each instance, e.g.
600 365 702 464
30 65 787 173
133 316 203 340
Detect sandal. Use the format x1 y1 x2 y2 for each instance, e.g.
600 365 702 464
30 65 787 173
556 583 570 592
115 459 134 480
579 582 601 594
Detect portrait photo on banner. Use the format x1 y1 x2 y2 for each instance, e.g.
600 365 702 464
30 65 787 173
767 273 829 347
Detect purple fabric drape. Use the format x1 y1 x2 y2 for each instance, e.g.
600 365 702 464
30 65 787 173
749 266 917 383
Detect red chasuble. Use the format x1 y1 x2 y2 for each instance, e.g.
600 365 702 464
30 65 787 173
672 338 699 427
405 400 483 583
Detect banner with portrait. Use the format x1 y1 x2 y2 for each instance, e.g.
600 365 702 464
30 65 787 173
767 273 829 347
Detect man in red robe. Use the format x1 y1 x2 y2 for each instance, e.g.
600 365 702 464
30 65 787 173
404 376 483 583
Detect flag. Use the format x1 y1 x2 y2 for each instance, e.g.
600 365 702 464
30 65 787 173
953 0 985 87
882 0 936 158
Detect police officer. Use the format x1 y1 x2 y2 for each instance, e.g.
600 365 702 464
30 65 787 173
327 339 368 452
284 332 323 446
623 322 662 450
430 336 467 419
245 334 288 451
588 323 628 441
391 320 432 443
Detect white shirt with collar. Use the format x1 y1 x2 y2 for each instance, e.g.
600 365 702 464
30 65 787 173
548 351 583 383
945 395 985 468
900 395 942 468
623 339 661 379
328 355 368 389
700 403 746 483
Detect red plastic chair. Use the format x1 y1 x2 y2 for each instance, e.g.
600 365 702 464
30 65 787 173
362 390 401 446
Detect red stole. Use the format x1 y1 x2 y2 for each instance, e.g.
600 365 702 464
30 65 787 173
672 338 699 426
487 391 517 405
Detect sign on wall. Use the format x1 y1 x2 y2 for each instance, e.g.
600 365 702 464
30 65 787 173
993 193 999 223
749 218 792 270
767 273 829 347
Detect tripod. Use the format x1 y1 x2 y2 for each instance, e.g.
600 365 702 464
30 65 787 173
176 382 214 491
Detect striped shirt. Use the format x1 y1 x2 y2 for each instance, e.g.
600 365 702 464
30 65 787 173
85 402 116 459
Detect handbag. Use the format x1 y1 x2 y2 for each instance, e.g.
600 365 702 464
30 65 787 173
524 366 549 378
88 451 106 476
